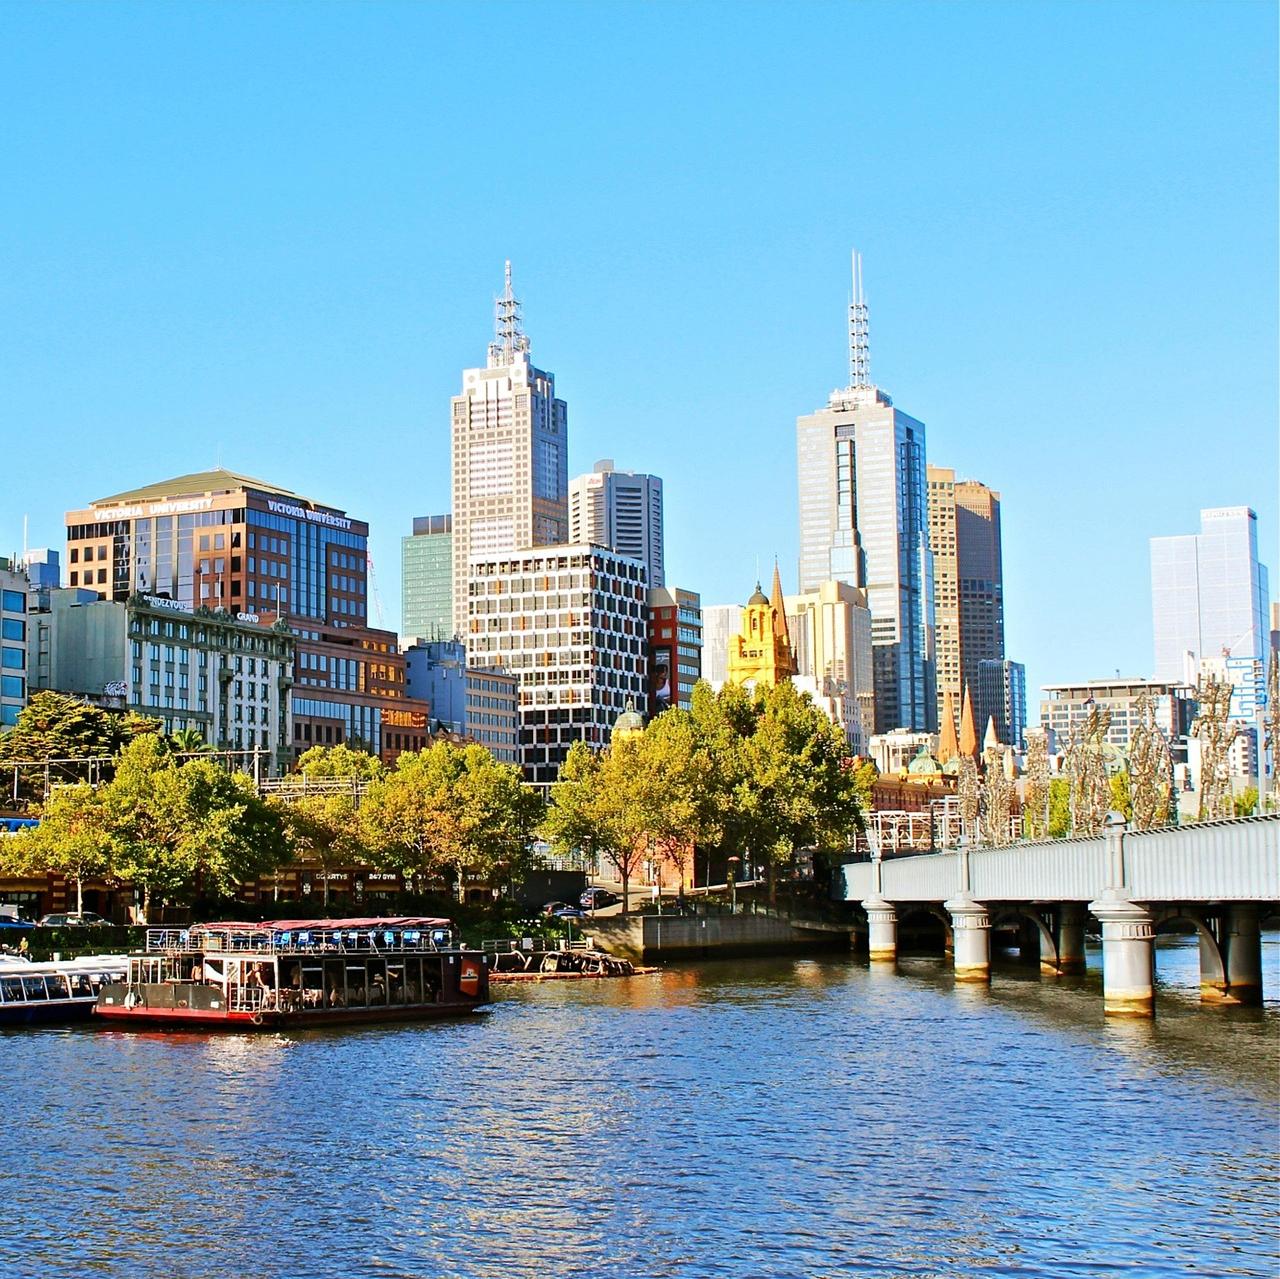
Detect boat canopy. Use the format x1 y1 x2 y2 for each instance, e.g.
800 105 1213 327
200 917 453 933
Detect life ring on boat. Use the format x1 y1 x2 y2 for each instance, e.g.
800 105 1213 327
459 959 483 996
251 1011 264 1026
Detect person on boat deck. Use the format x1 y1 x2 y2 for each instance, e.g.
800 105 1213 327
369 973 387 1004
327 981 345 1007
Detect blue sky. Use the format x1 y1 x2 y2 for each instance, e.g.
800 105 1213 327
2 1 1276 704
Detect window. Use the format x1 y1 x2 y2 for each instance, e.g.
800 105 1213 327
1 619 23 642
1 590 23 612
1 648 23 670
1 675 22 699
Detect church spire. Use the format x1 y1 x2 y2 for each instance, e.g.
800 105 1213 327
938 688 959 763
769 559 790 647
848 249 871 389
959 684 978 758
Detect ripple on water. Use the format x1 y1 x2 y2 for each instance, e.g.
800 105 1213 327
0 946 1277 1279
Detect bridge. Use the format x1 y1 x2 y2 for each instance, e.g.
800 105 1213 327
841 813 1280 1016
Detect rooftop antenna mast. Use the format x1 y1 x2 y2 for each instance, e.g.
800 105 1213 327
849 250 871 389
489 259 531 365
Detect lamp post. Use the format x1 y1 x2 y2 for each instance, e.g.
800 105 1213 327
727 855 740 915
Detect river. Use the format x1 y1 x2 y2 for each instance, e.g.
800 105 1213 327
2 936 1277 1278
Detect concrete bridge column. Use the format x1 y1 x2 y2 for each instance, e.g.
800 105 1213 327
1089 896 1155 1017
944 896 991 983
1053 905 1087 976
1223 905 1264 1005
862 895 898 963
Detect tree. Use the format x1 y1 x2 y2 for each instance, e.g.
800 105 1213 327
169 727 210 755
1108 770 1133 823
362 742 541 901
1234 787 1258 817
12 783 113 914
271 744 384 905
1046 778 1071 838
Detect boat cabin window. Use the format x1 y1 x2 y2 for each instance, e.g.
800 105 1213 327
45 976 70 1000
21 977 48 1001
71 974 94 998
0 977 24 1002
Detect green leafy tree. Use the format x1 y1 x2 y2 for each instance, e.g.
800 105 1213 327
362 742 541 901
271 744 384 905
1108 771 1133 823
1046 778 1071 838
1234 786 1258 817
12 783 113 914
169 727 210 755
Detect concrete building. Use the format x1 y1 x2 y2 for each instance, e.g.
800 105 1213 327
30 589 295 773
465 544 648 786
404 639 519 765
976 658 1026 750
1151 507 1270 683
785 579 875 755
0 560 29 731
647 586 701 716
451 263 568 644
927 467 1004 731
870 729 937 776
65 469 428 762
1040 678 1196 762
701 604 741 692
401 514 454 643
796 254 935 733
569 460 664 589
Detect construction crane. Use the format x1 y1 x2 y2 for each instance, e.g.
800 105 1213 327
365 550 386 629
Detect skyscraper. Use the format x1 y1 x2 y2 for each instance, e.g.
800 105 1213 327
568 460 664 588
450 263 568 643
927 467 1005 730
401 514 453 641
1151 507 1270 682
796 253 935 732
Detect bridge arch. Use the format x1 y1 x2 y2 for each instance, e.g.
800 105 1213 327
897 904 952 954
991 907 1057 969
1151 907 1225 992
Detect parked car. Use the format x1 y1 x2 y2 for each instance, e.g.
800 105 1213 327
540 901 573 917
37 912 109 928
552 907 587 920
580 887 620 910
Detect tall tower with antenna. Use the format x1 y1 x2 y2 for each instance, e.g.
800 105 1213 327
848 250 871 389
795 250 937 732
451 261 569 644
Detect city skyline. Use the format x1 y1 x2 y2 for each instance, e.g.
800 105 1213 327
2 3 1276 705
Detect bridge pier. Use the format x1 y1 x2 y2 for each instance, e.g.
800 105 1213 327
1222 905 1263 1005
1089 896 1155 1017
1051 904 1087 975
945 896 990 983
862 895 897 963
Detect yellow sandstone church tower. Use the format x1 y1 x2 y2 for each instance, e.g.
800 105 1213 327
726 564 797 690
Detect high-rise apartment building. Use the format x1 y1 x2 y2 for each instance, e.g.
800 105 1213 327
0 560 29 731
569 460 664 589
465 545 648 785
401 515 454 642
65 469 428 762
647 586 701 716
796 254 935 732
451 264 568 644
927 467 1005 730
1151 507 1271 682
784 579 875 755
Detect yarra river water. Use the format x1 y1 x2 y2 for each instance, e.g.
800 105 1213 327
2 938 1277 1279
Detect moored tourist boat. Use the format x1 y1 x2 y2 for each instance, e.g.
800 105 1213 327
95 917 489 1030
0 956 128 1026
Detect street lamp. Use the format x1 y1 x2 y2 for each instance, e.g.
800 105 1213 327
727 855 741 914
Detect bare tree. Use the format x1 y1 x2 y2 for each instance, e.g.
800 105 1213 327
1127 691 1174 831
1192 675 1237 821
1066 704 1111 836
1023 728 1051 840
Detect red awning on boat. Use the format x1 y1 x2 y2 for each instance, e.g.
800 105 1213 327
198 917 454 932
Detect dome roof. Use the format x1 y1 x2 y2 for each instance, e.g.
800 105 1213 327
747 582 769 606
907 745 942 776
611 700 646 740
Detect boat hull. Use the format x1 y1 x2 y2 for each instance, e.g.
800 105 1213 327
0 1000 98 1027
94 1000 487 1031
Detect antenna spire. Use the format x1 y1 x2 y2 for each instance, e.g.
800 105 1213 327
848 249 871 388
489 259 531 366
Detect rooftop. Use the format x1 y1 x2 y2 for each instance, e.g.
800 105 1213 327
93 468 299 506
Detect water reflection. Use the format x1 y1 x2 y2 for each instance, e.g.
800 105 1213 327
0 946 1275 1278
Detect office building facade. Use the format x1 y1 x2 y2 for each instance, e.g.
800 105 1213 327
0 561 29 731
65 469 428 762
31 589 295 772
700 604 742 691
785 579 876 756
1151 506 1270 682
927 467 1005 731
465 545 648 786
404 639 519 765
975 657 1026 750
1040 678 1196 762
647 586 701 717
401 514 454 642
451 264 568 643
569 460 664 589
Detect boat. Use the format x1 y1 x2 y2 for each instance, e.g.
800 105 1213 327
94 917 489 1031
489 948 654 981
0 956 128 1026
